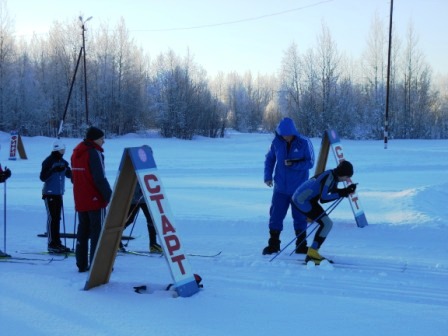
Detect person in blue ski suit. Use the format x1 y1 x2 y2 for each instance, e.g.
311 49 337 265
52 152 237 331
292 160 357 264
40 140 72 253
263 117 314 255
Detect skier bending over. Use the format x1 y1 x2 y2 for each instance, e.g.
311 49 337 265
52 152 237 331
292 160 357 265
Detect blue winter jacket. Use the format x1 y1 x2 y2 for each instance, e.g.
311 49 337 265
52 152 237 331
264 118 314 195
40 151 72 195
292 169 340 213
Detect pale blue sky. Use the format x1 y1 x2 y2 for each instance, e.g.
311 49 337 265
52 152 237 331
6 0 447 76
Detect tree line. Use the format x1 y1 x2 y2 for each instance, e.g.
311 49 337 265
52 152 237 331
0 4 447 140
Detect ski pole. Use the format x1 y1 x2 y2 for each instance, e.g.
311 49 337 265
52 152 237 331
3 181 6 253
61 199 67 251
287 221 321 254
288 223 320 256
288 197 343 256
72 211 77 251
122 196 143 248
269 225 314 262
124 210 139 248
270 197 344 262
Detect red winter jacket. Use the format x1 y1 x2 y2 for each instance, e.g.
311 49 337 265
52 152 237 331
71 140 112 212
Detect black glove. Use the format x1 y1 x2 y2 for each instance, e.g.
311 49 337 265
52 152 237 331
0 168 11 183
54 165 66 172
52 163 66 172
347 184 357 194
285 158 304 166
338 184 357 198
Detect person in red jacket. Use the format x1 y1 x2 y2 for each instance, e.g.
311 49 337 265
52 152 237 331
71 127 112 272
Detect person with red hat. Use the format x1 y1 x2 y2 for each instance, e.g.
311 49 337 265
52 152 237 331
71 126 112 272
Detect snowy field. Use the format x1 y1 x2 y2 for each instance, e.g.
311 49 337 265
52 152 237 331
0 130 447 336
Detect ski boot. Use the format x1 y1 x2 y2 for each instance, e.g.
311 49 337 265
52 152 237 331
150 242 163 254
57 244 71 252
0 249 11 258
305 247 327 265
48 243 70 254
262 230 281 255
294 230 308 254
118 241 127 252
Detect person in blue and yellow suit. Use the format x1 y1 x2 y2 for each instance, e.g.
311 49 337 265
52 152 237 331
292 160 356 264
263 117 314 255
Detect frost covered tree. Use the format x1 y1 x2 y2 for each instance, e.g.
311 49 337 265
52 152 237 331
0 2 16 131
148 49 221 139
397 23 435 138
360 12 388 138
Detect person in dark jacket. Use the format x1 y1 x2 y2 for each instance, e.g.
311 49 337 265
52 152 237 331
0 164 11 183
263 117 314 255
119 184 162 253
39 140 72 253
0 161 11 258
71 126 112 272
292 160 357 264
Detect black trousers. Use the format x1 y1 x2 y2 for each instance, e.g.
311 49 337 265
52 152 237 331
125 203 157 245
43 195 63 246
299 202 333 249
76 209 105 270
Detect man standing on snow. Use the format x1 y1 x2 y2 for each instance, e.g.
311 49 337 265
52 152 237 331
39 140 72 253
71 126 112 272
292 160 357 264
263 117 314 255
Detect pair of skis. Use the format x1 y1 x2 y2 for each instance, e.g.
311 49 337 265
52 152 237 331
120 250 222 258
0 254 67 265
11 249 222 261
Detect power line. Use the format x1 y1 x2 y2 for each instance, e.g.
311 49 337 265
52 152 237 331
12 0 334 38
131 0 334 32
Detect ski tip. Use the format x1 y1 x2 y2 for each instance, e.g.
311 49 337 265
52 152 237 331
303 259 335 269
319 259 335 269
305 260 317 268
134 285 147 294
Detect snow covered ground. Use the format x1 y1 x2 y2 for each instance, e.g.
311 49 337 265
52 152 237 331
0 130 447 336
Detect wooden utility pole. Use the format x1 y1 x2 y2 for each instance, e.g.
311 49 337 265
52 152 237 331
384 0 393 149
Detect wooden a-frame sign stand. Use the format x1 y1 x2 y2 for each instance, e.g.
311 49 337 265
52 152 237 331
84 145 200 297
8 131 28 160
315 129 368 228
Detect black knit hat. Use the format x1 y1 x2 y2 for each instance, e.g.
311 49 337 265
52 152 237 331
335 160 354 177
85 127 105 141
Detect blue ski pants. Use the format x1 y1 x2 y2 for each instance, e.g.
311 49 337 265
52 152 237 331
268 191 307 232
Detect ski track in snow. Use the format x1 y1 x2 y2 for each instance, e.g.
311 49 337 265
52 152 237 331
1 132 448 335
196 251 448 307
